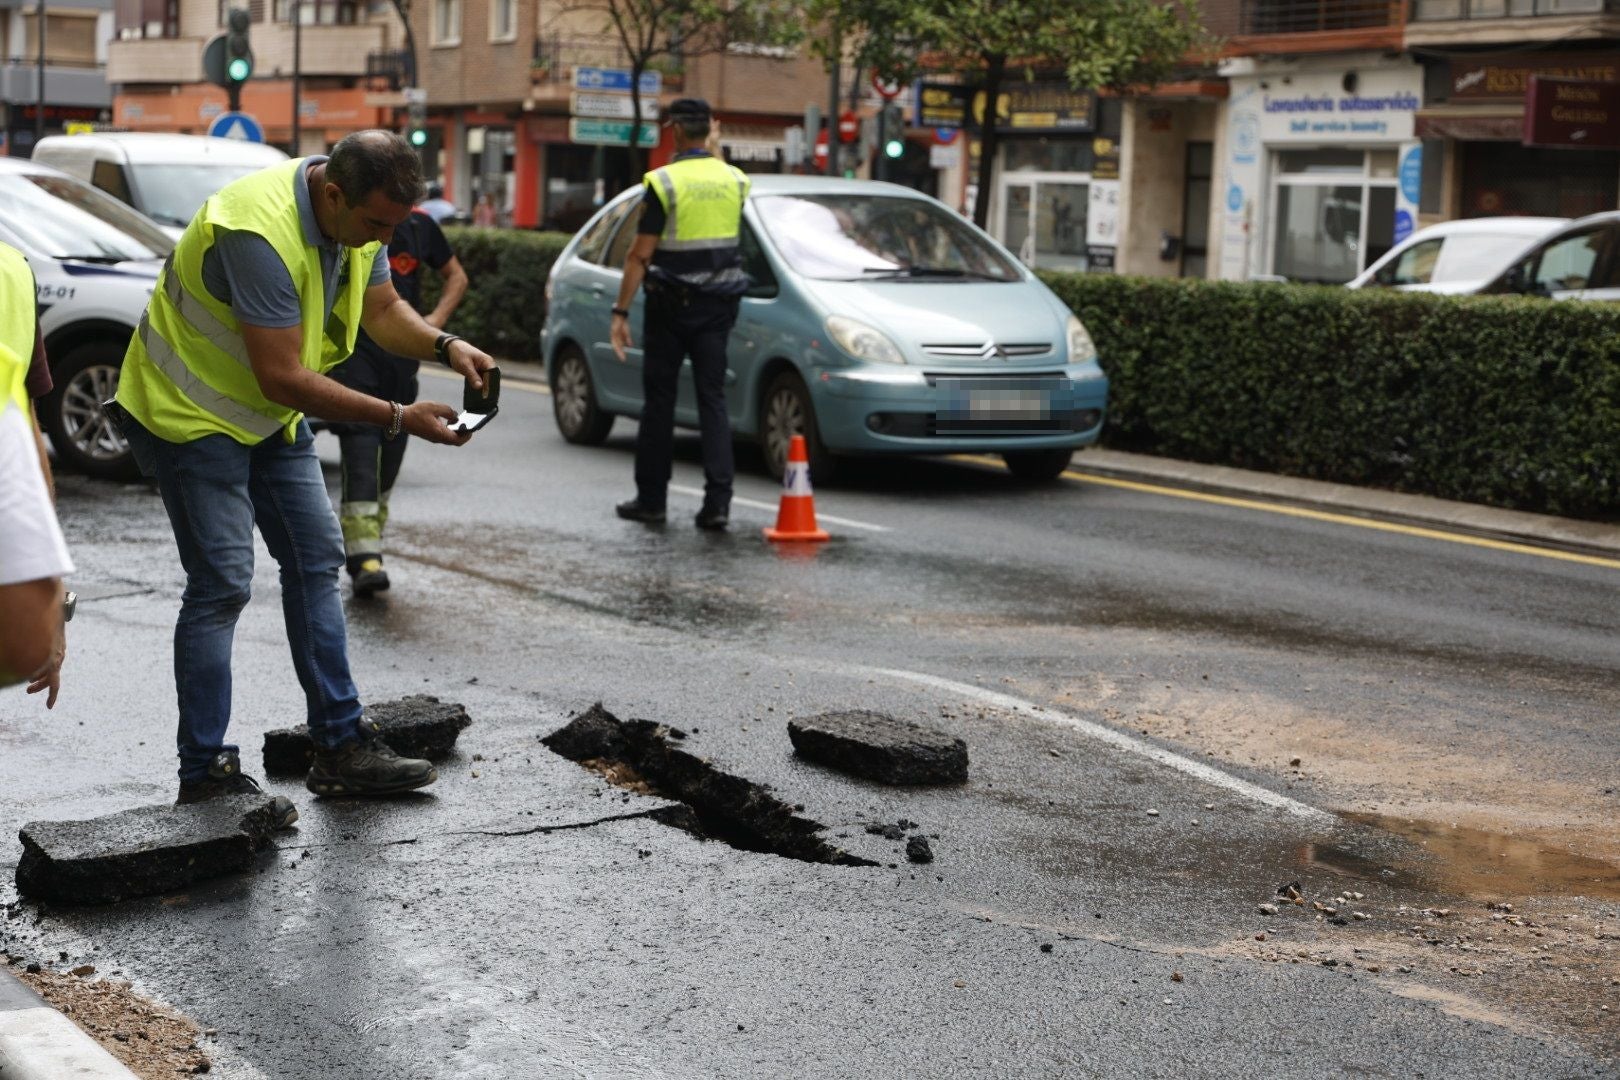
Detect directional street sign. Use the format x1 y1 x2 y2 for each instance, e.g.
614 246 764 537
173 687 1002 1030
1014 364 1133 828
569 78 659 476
571 92 658 121
569 118 659 148
572 66 661 95
207 111 264 142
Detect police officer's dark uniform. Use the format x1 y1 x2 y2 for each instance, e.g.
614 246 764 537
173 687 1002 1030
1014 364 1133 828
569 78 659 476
612 98 750 530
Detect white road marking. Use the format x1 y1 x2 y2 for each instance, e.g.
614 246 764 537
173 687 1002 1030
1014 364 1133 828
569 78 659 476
870 667 1332 821
669 485 890 532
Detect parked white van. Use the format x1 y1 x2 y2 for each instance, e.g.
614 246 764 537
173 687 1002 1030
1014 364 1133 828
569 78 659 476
0 157 169 479
32 132 287 238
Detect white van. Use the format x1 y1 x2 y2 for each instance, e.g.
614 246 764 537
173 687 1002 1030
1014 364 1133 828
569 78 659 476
0 157 170 479
32 132 287 238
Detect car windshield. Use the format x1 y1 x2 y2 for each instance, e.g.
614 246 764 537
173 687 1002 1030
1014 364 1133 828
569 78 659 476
754 194 1021 282
134 163 270 228
0 171 173 262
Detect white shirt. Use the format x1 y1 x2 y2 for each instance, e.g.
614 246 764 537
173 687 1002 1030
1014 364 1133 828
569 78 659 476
0 404 73 586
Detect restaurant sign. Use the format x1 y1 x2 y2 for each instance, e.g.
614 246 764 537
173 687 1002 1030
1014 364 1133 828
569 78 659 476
916 81 1095 133
1451 51 1620 101
1523 76 1620 149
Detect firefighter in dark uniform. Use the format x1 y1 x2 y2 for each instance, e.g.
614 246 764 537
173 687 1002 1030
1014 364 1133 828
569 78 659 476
331 205 468 594
611 98 750 531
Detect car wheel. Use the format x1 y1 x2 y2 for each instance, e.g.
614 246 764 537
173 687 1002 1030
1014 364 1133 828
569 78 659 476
40 341 138 481
1002 448 1074 481
761 370 835 483
551 345 614 445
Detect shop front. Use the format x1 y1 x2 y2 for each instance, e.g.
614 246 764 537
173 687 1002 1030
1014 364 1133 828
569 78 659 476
1217 57 1423 283
1416 49 1620 221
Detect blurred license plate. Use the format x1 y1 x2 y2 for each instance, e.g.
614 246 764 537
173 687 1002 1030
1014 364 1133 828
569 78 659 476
938 378 1060 432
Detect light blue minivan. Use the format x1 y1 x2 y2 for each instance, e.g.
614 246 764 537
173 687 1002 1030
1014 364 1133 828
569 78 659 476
541 176 1108 481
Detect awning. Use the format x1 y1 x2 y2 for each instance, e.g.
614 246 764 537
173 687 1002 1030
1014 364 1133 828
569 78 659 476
719 122 785 162
1415 105 1523 142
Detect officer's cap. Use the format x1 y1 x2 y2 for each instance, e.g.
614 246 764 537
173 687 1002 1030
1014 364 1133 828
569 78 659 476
664 98 712 124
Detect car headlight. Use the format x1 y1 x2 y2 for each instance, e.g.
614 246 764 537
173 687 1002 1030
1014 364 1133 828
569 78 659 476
826 315 905 365
1066 314 1096 363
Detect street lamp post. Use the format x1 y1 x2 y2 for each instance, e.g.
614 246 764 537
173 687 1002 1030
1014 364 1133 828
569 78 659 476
34 0 46 149
291 0 302 152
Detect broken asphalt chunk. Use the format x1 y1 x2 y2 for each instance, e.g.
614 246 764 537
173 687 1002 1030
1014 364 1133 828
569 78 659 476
787 710 968 785
264 695 471 775
16 796 285 905
906 836 934 864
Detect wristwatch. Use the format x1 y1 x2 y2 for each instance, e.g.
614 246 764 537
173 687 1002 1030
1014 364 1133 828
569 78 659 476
62 590 76 623
611 307 630 318
433 332 463 366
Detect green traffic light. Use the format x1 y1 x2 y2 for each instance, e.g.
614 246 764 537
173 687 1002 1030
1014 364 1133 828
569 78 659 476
884 139 904 159
408 128 428 147
227 57 251 82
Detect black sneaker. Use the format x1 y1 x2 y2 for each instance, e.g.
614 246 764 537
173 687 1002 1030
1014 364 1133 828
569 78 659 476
615 499 666 524
694 505 729 531
177 751 299 830
306 719 437 796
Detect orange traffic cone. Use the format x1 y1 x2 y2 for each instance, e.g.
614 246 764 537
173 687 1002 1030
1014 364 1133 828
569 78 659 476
763 435 830 543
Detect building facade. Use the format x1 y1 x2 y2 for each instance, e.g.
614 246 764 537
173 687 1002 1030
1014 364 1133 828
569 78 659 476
413 0 830 228
105 0 407 155
2 0 115 156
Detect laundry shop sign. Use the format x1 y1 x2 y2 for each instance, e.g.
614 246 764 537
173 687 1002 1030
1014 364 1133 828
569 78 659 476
1261 90 1420 139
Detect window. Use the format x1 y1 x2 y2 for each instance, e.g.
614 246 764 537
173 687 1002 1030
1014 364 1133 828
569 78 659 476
1516 229 1608 295
1270 149 1399 284
739 223 777 298
1373 238 1442 287
273 0 358 23
756 194 1021 282
115 0 179 40
23 12 101 64
602 203 647 269
91 161 134 208
489 0 515 41
575 200 635 265
432 0 461 44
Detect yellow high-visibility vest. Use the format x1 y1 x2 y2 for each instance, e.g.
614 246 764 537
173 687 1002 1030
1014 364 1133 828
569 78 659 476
0 242 37 407
116 158 380 445
643 155 750 251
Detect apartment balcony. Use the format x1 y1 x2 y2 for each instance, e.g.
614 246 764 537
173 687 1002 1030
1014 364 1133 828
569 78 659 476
1407 0 1620 44
526 34 681 100
106 36 204 84
0 61 111 106
1228 0 1405 53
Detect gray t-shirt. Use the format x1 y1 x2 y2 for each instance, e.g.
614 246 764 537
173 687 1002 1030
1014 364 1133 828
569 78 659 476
200 156 389 329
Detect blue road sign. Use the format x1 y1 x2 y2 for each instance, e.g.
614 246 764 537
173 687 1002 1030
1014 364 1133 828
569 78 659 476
572 66 661 95
208 111 264 143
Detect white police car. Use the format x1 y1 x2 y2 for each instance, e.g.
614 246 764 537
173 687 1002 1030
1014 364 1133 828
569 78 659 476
0 156 170 479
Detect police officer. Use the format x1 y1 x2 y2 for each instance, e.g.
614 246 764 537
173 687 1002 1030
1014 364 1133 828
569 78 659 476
611 98 750 530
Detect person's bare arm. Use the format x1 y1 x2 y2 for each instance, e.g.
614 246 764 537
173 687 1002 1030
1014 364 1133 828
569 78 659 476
610 234 658 361
423 256 468 330
0 577 62 692
31 419 54 502
239 320 469 445
360 281 494 391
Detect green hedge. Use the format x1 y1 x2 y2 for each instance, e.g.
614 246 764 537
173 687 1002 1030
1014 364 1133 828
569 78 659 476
424 228 571 362
1040 273 1620 520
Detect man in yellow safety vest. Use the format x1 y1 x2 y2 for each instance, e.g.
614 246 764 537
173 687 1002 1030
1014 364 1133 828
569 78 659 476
111 130 495 822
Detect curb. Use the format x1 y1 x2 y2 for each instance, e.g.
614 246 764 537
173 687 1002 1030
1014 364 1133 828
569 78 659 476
0 969 139 1080
1071 448 1620 562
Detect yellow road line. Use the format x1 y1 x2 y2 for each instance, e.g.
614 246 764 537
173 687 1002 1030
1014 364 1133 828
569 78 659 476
421 367 551 395
952 454 1620 571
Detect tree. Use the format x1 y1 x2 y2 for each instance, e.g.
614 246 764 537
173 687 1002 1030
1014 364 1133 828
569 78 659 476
546 0 804 177
818 0 1206 227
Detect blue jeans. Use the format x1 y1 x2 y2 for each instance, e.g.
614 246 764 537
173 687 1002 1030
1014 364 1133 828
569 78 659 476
123 416 364 781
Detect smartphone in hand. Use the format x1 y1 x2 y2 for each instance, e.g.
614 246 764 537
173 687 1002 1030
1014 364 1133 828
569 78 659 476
452 367 500 433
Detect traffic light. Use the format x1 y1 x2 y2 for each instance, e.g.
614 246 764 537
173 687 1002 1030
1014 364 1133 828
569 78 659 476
204 9 253 111
225 9 252 85
881 104 905 160
406 97 428 148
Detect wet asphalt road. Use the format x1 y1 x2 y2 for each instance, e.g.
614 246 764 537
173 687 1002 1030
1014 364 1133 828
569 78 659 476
3 367 1619 1078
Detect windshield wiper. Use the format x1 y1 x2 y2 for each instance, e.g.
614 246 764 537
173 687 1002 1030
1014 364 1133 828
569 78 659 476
859 266 1001 281
56 254 126 264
